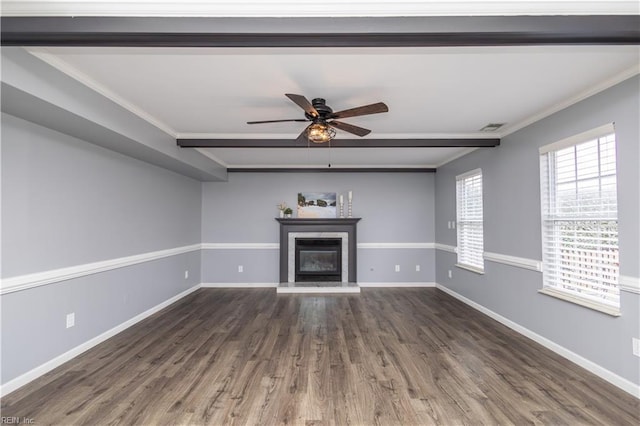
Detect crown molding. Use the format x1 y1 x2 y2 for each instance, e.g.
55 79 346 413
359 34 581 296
2 1 638 17
0 244 201 295
194 148 229 168
27 48 179 138
500 64 640 138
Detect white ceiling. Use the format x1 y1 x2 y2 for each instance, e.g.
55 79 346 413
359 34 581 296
9 1 638 169
3 0 639 17
28 44 639 168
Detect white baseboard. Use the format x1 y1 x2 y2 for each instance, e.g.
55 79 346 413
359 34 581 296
435 283 640 399
358 282 436 287
0 284 201 397
200 282 278 288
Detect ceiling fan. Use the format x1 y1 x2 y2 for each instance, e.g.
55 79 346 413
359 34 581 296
247 94 389 144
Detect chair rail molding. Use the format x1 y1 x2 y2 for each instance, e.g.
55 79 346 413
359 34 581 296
0 244 201 295
619 275 640 294
483 251 543 272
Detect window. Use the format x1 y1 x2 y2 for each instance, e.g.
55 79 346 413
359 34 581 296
539 123 619 315
456 169 484 273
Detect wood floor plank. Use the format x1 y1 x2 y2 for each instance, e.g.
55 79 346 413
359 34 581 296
2 288 638 425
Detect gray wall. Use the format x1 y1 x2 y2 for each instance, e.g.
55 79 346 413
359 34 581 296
201 172 435 284
1 114 202 384
434 75 640 386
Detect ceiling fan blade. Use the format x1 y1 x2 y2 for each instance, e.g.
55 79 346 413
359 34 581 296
330 102 389 119
329 120 371 137
294 125 311 143
247 119 308 124
285 93 319 118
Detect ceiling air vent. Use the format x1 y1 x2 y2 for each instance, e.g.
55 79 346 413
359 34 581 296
480 123 505 132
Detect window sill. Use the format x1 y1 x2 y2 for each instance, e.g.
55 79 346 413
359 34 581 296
455 263 485 275
538 288 621 317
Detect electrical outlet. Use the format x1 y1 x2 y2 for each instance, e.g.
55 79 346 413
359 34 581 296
633 338 640 357
66 313 75 329
184 270 189 279
448 270 452 279
416 265 420 272
447 221 451 229
395 265 400 272
451 221 456 229
238 265 244 273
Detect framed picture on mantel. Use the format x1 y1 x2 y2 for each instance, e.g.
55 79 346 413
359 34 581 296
297 192 337 218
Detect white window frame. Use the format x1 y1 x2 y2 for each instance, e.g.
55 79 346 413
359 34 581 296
539 123 620 316
456 169 484 274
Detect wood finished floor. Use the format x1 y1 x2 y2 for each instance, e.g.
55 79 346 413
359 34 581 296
2 288 638 425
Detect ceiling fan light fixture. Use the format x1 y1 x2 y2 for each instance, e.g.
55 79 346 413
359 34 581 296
307 122 336 144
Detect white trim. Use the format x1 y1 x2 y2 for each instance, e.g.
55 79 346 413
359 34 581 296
0 284 201 397
434 243 457 253
435 147 478 168
3 1 638 17
200 282 278 288
620 275 640 294
538 122 616 154
0 244 201 295
357 242 435 249
539 287 621 317
503 66 639 139
483 251 542 272
201 242 279 250
455 263 485 275
26 49 178 139
358 282 436 287
435 283 640 398
195 148 229 168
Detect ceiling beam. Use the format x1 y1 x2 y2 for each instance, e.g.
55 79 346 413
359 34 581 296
177 138 500 148
228 168 436 173
2 16 639 47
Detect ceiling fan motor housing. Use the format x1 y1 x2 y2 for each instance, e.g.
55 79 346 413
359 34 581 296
306 98 333 121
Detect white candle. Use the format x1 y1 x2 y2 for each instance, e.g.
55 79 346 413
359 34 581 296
348 191 353 201
339 194 344 204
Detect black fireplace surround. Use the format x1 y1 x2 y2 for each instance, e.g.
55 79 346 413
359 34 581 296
276 218 360 283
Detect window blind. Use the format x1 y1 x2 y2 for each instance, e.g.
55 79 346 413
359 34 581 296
540 127 619 312
456 169 484 271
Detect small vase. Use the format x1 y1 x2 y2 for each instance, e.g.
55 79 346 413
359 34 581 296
279 210 284 218
285 213 292 218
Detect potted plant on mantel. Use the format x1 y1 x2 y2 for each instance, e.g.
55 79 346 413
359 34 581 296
283 207 293 218
277 202 287 218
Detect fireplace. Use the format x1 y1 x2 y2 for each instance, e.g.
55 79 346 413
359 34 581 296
295 238 342 282
276 218 360 283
